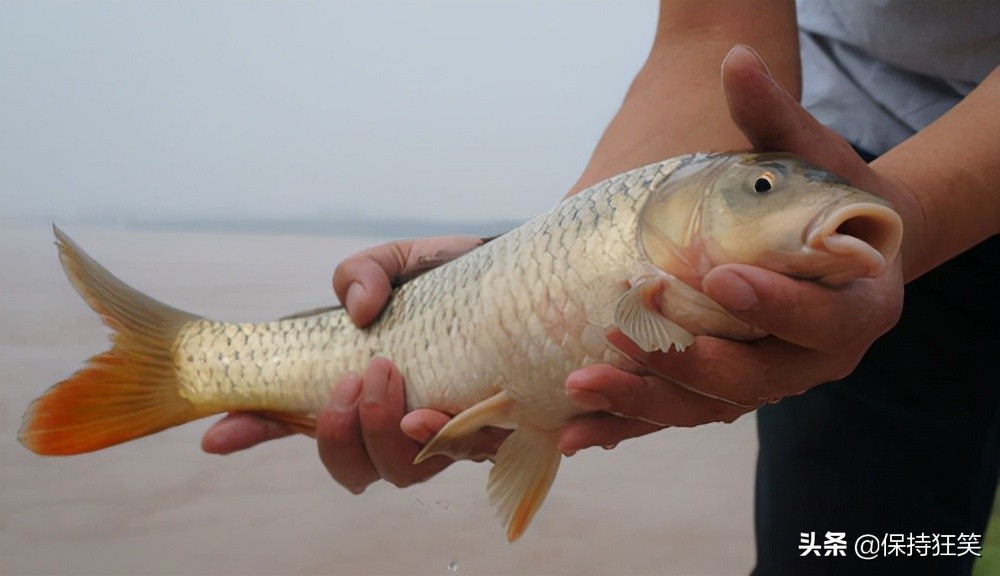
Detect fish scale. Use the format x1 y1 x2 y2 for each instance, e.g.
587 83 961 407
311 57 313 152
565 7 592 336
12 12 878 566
20 152 903 542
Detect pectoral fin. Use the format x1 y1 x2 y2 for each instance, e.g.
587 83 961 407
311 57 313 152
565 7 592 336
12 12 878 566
614 279 694 353
488 426 561 542
413 391 517 463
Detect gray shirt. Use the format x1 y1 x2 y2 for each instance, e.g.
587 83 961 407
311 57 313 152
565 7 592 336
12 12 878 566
797 0 1000 155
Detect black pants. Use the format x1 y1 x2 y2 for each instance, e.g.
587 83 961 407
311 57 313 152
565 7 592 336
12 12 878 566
752 183 1000 573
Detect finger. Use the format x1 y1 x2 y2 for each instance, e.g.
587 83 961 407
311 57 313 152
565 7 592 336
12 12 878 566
201 413 296 454
399 409 455 444
565 363 748 428
607 308 874 406
333 243 412 327
558 412 663 455
316 373 379 494
400 410 509 462
701 263 903 353
602 330 819 407
638 335 832 406
357 358 454 487
394 236 486 282
333 236 485 327
721 44 878 190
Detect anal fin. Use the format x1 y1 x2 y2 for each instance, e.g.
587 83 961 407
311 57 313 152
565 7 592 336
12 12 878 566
412 391 563 541
488 426 561 542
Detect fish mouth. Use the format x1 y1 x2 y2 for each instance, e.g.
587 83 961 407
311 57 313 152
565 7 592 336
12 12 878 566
805 202 903 284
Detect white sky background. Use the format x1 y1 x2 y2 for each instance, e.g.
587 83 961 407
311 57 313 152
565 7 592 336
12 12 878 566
0 2 656 228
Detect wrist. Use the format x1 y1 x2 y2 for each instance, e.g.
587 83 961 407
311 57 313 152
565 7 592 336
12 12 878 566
871 67 1000 281
568 1 800 196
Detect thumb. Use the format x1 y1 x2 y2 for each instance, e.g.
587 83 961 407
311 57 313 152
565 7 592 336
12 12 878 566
721 44 875 190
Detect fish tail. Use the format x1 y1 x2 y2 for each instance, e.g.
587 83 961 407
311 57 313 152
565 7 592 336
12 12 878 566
18 227 205 455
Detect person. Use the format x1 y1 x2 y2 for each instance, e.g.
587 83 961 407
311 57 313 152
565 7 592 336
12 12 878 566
201 2 1000 574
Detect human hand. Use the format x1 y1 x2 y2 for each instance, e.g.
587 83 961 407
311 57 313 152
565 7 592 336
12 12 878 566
332 236 488 327
201 236 503 492
203 358 498 492
557 44 911 452
203 44 914 477
314 357 506 493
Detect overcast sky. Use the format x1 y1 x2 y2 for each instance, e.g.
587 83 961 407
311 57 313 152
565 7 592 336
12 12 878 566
1 2 656 228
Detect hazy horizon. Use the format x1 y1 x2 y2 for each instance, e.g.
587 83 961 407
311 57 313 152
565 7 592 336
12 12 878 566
1 2 655 231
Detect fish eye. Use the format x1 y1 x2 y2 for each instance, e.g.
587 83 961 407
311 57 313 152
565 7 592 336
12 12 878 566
752 170 777 194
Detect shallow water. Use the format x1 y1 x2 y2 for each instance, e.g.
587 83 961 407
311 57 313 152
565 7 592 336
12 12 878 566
0 226 756 575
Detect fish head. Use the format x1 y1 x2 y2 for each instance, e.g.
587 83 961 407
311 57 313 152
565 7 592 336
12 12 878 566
640 153 903 285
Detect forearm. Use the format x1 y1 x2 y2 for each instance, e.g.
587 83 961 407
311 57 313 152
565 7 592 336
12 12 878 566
873 65 1000 282
568 0 799 195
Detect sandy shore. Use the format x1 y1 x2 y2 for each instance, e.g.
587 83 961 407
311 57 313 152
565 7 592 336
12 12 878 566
0 226 757 575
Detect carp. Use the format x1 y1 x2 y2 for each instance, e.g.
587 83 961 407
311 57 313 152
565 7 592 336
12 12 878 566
19 152 903 541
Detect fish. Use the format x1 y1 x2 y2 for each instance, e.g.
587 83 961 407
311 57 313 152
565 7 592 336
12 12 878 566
19 152 903 541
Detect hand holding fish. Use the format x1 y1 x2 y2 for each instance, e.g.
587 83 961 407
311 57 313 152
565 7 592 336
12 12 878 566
202 237 503 493
563 48 1000 453
200 45 913 483
20 0 998 543
559 45 918 451
29 40 994 542
312 358 507 493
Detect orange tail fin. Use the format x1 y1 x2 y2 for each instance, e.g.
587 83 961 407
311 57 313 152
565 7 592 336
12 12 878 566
18 227 206 455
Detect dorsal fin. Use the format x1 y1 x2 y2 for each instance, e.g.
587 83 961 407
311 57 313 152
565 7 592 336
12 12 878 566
279 305 343 321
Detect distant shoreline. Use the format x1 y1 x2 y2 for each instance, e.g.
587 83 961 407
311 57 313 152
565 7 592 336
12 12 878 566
0 216 521 239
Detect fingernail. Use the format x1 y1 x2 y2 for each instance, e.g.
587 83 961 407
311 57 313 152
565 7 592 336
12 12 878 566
728 43 773 78
557 434 579 457
344 282 365 313
326 373 362 412
706 269 759 311
400 417 434 444
565 370 615 410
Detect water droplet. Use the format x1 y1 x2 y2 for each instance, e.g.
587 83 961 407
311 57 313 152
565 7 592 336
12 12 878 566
601 443 618 450
447 560 459 573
